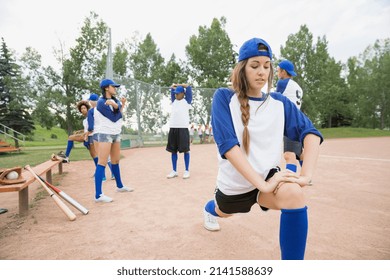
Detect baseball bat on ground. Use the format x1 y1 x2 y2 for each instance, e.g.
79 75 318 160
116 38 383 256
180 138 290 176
37 174 89 215
25 165 76 221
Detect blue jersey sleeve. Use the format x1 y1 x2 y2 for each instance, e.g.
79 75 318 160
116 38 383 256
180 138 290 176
96 98 123 122
271 93 323 145
170 88 175 103
185 86 192 104
276 78 289 94
87 108 94 131
211 88 240 159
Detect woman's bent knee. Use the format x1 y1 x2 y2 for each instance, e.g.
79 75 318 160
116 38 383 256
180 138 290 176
276 183 305 209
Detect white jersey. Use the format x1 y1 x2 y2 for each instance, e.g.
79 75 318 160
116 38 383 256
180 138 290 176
277 78 303 109
211 88 322 195
94 98 123 135
169 99 191 128
82 118 88 133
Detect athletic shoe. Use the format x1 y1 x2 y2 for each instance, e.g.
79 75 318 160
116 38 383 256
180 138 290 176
116 186 134 192
95 194 113 203
203 210 220 231
166 171 178 179
62 157 70 163
183 170 190 179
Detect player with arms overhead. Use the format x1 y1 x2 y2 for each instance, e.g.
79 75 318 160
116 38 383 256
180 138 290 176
166 84 192 179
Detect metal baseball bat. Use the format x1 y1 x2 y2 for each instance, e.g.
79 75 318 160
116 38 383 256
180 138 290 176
25 165 76 221
37 175 89 215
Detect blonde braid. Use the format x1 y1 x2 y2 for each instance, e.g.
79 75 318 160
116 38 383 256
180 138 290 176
231 60 252 155
239 95 250 154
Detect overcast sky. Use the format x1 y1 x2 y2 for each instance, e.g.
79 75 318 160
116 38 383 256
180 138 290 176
1 0 389 68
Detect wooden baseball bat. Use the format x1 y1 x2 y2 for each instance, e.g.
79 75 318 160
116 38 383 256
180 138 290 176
25 165 76 221
37 175 89 215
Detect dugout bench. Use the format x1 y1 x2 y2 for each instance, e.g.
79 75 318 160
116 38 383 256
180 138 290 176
0 160 63 216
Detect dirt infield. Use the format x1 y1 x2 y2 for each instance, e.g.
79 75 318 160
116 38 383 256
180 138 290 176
0 137 389 260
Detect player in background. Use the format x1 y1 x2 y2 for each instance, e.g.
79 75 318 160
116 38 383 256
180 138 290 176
87 93 114 181
203 37 323 260
62 100 91 162
166 84 192 179
276 60 304 173
93 79 133 203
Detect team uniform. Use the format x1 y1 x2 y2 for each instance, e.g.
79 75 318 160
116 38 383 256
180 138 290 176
166 87 192 153
204 37 323 260
212 88 322 213
276 78 304 159
94 98 123 139
93 95 126 200
166 86 192 179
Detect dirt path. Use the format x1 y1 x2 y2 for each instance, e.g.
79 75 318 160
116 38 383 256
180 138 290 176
0 137 389 260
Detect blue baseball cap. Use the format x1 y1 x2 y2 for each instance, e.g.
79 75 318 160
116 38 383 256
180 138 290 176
278 60 297 76
238 38 273 62
99 79 120 89
174 86 185 94
88 93 99 101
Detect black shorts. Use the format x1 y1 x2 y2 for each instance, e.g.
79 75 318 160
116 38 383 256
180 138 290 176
166 128 190 153
284 136 302 159
215 167 280 214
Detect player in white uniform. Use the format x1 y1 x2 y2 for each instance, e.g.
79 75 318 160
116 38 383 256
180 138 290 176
93 79 133 203
166 84 192 179
276 60 304 172
87 93 114 181
203 38 323 260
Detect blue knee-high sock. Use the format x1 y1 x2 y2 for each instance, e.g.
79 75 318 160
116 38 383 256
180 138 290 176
93 157 98 167
111 163 124 188
205 200 219 217
299 160 303 167
286 164 297 172
65 140 74 157
184 152 190 171
94 164 105 199
171 153 178 171
279 206 308 260
107 161 114 176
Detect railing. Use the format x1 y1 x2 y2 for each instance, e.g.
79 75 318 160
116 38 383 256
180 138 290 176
0 123 26 147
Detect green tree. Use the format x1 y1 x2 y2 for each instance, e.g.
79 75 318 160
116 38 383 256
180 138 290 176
280 25 348 128
185 17 234 124
27 12 108 135
0 38 34 147
123 33 167 136
349 38 390 129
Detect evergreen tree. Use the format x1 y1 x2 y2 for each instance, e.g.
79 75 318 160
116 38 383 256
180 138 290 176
0 38 34 147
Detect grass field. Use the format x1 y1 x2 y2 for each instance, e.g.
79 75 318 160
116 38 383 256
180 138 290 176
1 125 390 169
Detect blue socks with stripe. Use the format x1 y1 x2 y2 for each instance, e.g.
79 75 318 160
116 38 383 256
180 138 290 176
286 163 297 172
205 200 219 217
111 163 124 188
171 153 178 171
94 164 105 199
65 140 74 157
279 206 308 260
184 152 190 171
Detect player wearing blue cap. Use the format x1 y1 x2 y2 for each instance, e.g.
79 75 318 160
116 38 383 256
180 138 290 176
166 83 192 179
277 60 304 173
87 93 114 181
202 38 323 260
93 79 133 203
